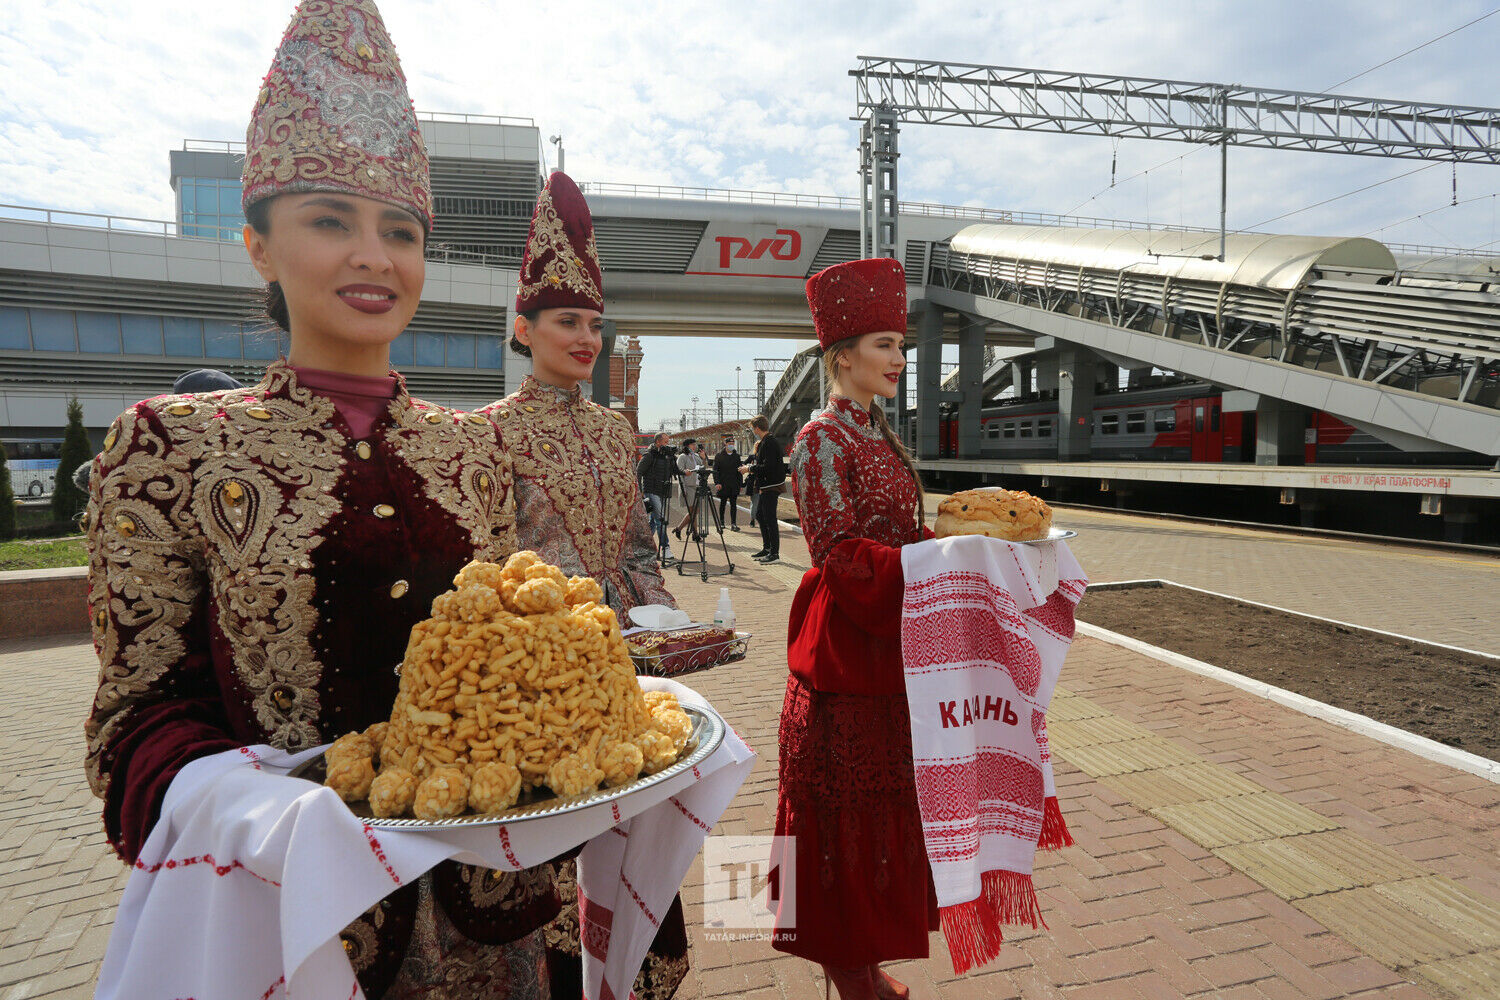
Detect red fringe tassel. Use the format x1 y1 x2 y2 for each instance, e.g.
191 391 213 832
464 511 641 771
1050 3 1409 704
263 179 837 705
939 869 1042 975
1038 795 1074 850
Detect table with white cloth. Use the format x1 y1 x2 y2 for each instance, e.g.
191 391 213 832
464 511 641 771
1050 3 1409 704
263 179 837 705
96 677 755 1000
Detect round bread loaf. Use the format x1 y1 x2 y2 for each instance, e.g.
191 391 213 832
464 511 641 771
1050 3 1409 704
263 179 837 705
934 488 1052 542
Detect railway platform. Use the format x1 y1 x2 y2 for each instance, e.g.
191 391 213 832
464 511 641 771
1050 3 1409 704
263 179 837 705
2 508 1497 998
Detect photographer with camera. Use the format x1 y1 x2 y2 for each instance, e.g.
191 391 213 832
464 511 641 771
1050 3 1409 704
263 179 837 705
636 432 677 564
672 439 706 540
711 435 743 531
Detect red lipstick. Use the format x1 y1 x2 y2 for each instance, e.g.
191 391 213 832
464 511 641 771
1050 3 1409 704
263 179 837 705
338 284 396 314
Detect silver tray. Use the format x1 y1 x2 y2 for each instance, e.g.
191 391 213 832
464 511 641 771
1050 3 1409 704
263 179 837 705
1016 527 1077 545
292 704 725 830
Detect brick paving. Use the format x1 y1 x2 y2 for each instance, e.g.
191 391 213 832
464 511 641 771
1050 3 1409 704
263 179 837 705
2 507 1497 998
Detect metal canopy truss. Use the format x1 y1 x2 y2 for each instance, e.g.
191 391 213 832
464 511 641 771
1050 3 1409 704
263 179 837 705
764 346 824 430
925 239 1500 455
752 357 792 412
852 59 1500 163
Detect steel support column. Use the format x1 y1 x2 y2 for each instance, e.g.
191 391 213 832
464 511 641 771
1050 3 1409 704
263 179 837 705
1255 397 1305 466
957 316 985 458
916 301 944 460
860 107 900 260
591 321 616 406
1057 345 1095 461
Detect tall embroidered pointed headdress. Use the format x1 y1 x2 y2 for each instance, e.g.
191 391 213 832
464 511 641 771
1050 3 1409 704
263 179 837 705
515 171 604 313
241 0 434 230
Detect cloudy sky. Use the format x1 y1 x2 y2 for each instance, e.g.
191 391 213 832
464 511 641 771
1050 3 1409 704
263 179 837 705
5 1 1500 428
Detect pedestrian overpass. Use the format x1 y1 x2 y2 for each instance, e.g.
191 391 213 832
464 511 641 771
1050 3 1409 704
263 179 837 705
899 224 1500 464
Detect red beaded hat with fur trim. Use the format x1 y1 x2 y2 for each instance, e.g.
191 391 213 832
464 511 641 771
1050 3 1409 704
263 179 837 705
805 258 908 350
242 0 433 230
515 171 604 313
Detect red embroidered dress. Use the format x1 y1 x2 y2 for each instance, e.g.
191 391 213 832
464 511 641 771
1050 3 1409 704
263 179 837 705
83 362 561 999
773 395 939 966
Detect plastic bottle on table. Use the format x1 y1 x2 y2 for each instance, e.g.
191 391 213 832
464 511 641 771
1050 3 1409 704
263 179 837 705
713 587 735 631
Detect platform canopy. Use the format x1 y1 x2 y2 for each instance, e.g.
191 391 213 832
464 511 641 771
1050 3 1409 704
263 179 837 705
949 224 1397 292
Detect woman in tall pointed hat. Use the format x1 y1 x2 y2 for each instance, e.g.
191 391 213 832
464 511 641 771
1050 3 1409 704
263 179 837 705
480 171 689 1000
83 2 564 997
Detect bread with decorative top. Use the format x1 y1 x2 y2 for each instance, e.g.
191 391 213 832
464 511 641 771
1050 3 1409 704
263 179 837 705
934 488 1053 542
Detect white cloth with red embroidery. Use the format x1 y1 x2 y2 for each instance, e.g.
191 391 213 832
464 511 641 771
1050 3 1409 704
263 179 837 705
95 677 754 1000
899 535 1087 974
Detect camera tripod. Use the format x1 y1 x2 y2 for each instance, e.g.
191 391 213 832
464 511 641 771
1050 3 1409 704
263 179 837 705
673 472 735 582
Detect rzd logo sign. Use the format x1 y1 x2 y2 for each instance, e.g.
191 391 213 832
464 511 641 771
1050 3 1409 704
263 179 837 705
715 229 802 269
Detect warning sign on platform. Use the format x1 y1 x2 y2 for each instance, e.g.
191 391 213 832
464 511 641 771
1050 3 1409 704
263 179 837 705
1316 473 1453 491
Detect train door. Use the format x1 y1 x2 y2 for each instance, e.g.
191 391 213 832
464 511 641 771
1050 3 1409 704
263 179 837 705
1189 396 1224 462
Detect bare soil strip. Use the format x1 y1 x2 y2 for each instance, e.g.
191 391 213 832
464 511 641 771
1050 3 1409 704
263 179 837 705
1078 584 1500 761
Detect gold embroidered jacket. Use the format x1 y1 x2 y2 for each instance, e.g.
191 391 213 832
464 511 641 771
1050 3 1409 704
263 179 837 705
482 377 673 615
83 360 515 854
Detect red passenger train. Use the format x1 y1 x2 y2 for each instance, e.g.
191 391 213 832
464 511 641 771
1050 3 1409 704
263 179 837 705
927 381 1486 467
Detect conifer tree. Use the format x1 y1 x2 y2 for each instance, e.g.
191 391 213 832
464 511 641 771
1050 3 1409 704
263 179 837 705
52 397 93 524
0 443 15 540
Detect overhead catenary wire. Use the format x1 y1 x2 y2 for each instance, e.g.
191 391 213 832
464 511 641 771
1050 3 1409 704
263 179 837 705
1359 189 1500 239
1241 162 1440 232
1064 9 1500 231
1326 6 1500 90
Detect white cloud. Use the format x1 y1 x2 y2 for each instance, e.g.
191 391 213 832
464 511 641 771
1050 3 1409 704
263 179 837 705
4 0 1500 424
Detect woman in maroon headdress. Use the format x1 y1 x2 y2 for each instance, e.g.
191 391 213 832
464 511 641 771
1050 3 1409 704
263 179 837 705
82 3 565 997
771 259 937 1000
481 172 689 1000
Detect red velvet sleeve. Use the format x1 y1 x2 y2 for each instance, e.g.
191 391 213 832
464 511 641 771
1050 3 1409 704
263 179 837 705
83 405 240 863
819 536 905 641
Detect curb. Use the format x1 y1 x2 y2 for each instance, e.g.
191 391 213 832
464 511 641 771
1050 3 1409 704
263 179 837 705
1074 619 1500 783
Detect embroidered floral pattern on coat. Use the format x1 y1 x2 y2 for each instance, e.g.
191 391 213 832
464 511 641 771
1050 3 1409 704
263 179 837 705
482 377 671 615
789 395 922 567
85 361 513 802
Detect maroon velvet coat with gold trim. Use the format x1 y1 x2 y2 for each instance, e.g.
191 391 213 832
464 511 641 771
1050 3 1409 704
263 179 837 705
82 361 558 997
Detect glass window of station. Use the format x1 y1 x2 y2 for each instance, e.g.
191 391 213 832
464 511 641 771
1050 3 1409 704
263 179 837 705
0 307 503 370
179 177 246 241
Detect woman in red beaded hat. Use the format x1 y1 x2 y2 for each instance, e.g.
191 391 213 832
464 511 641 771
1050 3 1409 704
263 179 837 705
480 172 688 1000
81 2 567 998
771 258 936 1000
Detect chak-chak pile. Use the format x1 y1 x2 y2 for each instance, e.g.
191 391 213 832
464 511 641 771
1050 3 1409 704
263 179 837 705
323 551 694 820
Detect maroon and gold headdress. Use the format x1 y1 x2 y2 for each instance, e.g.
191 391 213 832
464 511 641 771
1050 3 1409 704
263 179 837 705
241 0 433 230
515 172 604 313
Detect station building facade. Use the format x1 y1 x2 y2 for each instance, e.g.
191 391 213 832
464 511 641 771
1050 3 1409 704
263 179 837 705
0 115 541 468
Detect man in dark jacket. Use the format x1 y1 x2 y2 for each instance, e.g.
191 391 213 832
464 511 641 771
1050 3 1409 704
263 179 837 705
711 436 743 531
636 433 676 562
741 415 786 563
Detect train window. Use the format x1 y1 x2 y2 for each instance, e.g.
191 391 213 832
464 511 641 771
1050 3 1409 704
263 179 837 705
1126 411 1146 433
1101 414 1119 434
1002 422 1016 439
1154 409 1176 431
1037 418 1052 438
1019 421 1033 439
1194 406 1204 432
985 422 1000 439
1210 405 1221 432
